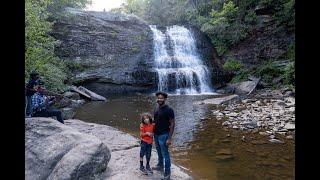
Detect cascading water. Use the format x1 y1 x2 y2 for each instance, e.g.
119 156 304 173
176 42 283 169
150 25 214 95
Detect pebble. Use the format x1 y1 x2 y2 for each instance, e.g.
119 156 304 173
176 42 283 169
216 92 294 138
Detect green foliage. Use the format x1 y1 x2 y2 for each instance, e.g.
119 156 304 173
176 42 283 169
283 62 295 85
223 59 249 83
64 60 85 73
244 10 258 25
287 42 295 61
254 60 283 85
25 0 91 92
223 59 243 72
231 69 249 83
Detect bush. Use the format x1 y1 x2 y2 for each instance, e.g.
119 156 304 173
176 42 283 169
283 62 295 85
223 59 244 72
287 42 295 61
231 69 249 83
223 59 249 83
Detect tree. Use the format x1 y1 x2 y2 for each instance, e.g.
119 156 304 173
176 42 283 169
25 0 91 91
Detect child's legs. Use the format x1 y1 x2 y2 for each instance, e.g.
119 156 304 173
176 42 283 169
140 141 147 162
146 143 152 166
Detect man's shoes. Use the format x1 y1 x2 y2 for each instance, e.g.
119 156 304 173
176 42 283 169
161 170 171 180
140 166 148 175
152 165 164 172
146 165 153 174
161 174 171 180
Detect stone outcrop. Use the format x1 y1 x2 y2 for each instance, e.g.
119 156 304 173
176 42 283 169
26 118 191 179
51 8 157 93
25 118 111 180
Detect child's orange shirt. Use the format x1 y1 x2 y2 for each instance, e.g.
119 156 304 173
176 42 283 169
140 123 155 144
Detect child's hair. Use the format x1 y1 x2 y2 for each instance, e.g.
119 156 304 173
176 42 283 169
140 112 153 124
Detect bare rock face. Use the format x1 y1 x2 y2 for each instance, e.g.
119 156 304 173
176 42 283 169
25 118 111 180
51 8 157 92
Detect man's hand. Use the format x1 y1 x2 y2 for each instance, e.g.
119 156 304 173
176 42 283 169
166 138 172 146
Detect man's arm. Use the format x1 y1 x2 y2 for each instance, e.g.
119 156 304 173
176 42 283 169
166 118 175 146
168 118 175 140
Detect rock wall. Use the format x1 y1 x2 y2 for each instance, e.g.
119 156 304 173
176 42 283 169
51 8 222 93
51 8 157 93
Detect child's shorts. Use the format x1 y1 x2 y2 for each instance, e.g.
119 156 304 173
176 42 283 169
140 140 152 158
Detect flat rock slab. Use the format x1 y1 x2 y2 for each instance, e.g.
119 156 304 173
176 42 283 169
195 94 239 105
102 147 191 180
65 119 139 152
64 119 191 179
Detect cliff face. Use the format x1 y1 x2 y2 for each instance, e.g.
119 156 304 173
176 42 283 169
51 8 157 93
51 8 222 93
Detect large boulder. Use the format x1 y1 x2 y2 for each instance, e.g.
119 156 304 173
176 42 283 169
25 118 111 180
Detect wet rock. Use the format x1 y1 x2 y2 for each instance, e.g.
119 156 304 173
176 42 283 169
57 97 72 108
222 121 230 126
221 139 232 143
269 135 275 139
63 91 80 100
276 132 287 135
251 140 268 145
198 94 239 105
259 132 268 136
286 135 294 139
269 138 284 144
215 155 235 161
216 149 232 155
62 107 76 120
70 99 86 108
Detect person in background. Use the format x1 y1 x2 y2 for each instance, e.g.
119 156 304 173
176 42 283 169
31 82 64 124
25 72 40 117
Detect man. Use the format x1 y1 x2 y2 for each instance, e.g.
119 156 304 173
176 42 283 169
31 82 64 124
25 72 40 117
153 91 175 180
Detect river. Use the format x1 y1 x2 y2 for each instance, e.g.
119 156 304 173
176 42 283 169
75 93 294 179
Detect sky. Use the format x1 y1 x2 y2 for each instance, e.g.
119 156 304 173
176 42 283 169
85 0 125 11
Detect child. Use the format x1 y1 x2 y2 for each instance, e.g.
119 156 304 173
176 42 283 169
139 112 155 175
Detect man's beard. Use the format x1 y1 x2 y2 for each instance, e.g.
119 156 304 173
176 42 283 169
157 101 164 106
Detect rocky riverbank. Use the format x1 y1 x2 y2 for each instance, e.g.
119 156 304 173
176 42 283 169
210 88 295 143
25 118 191 180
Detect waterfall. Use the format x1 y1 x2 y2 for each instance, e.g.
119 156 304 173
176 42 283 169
150 25 214 95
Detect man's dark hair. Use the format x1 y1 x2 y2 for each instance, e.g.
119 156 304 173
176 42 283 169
30 72 39 79
155 91 168 98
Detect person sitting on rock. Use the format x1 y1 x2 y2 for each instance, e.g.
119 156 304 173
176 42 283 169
31 82 64 124
25 72 40 117
139 112 155 175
